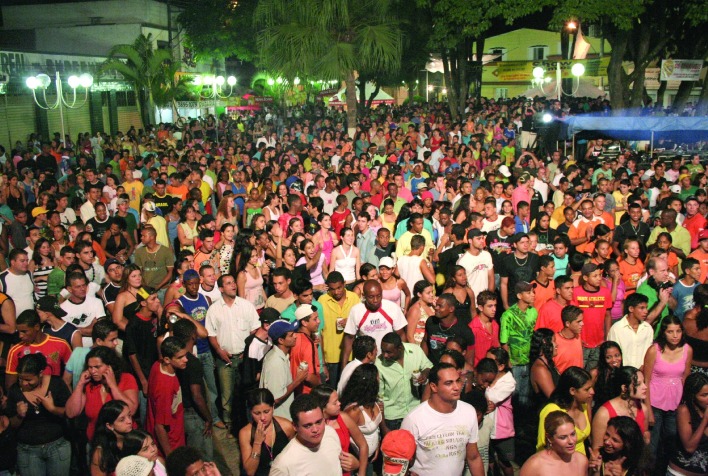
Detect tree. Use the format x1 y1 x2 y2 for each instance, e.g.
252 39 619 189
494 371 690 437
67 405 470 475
254 0 403 135
100 34 174 127
549 0 707 113
418 0 548 120
177 0 258 62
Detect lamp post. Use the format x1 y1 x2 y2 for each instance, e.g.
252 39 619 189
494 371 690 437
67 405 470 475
531 62 584 100
193 74 236 143
25 71 93 149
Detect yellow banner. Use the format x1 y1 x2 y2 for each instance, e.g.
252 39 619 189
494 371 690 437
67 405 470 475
493 57 610 82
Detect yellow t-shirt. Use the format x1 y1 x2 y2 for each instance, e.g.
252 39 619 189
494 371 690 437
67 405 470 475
318 290 360 364
537 402 591 455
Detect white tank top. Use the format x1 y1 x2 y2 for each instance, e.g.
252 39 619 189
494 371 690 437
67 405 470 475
334 245 357 282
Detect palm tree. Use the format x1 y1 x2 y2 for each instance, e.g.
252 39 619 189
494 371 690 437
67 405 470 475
254 0 402 136
100 33 173 127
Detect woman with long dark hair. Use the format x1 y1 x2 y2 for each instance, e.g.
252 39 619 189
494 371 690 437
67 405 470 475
90 400 134 476
669 373 708 475
590 416 651 476
236 245 266 311
311 385 368 476
29 237 54 299
406 280 435 345
341 364 384 464
537 366 594 455
682 284 708 374
237 389 295 476
593 341 623 408
486 347 516 476
65 346 138 441
590 366 650 456
111 264 143 331
530 328 559 406
644 315 692 472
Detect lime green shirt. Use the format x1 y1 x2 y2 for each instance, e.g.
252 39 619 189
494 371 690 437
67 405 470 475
500 304 538 365
376 343 433 420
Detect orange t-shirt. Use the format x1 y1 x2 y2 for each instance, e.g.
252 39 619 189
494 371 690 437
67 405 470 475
167 184 189 201
594 212 615 229
618 258 644 293
568 216 603 254
688 248 708 283
553 332 583 373
532 279 556 311
290 332 320 395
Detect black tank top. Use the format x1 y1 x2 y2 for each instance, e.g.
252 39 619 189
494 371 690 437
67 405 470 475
248 418 290 476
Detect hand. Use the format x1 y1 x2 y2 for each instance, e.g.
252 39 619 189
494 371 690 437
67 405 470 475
103 366 118 389
486 400 495 414
339 452 359 472
253 420 267 446
140 378 149 397
659 287 672 303
203 419 213 437
78 370 91 388
322 365 330 383
295 367 308 384
604 457 626 476
218 349 231 364
16 401 28 418
588 448 603 471
37 391 56 412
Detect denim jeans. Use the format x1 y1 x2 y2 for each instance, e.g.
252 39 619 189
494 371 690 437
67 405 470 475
184 407 214 461
326 363 340 388
651 406 677 473
215 355 242 425
138 391 148 428
511 364 530 410
17 437 71 476
198 351 222 425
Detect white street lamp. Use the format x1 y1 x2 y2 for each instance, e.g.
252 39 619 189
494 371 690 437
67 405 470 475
25 71 93 151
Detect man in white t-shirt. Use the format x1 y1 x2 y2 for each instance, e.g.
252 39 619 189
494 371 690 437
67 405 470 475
60 270 107 347
402 363 485 476
270 394 346 476
341 280 407 366
318 176 339 215
481 199 504 233
0 249 35 316
457 229 495 298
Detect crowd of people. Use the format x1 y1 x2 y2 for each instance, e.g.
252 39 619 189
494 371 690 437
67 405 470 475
0 94 706 476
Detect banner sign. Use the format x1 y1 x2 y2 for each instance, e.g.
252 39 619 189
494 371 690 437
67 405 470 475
253 96 273 103
660 59 703 81
317 87 339 98
0 50 123 79
493 57 610 82
175 100 224 108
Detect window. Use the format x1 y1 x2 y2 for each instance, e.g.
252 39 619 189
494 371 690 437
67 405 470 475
116 91 137 107
529 45 548 60
490 48 506 61
495 88 508 99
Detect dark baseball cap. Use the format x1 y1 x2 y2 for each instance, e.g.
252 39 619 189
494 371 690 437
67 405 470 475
36 296 67 318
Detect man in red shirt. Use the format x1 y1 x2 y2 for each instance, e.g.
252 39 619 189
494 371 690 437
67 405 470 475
147 336 189 456
469 291 500 366
5 310 72 389
683 196 707 250
536 275 574 333
571 263 612 370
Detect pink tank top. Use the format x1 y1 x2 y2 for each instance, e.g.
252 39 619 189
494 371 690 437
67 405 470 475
319 229 334 266
381 282 401 306
649 343 688 411
244 268 265 309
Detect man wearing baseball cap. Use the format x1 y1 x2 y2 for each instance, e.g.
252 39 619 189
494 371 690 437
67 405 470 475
36 295 81 349
289 304 321 395
242 307 280 393
261 319 308 418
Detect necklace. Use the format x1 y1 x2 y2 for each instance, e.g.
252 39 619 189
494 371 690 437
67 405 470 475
514 253 528 266
439 318 458 331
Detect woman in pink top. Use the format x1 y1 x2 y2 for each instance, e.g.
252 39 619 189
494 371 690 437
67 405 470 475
643 315 693 471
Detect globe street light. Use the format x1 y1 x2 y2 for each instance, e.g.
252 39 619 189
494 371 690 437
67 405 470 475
25 71 93 151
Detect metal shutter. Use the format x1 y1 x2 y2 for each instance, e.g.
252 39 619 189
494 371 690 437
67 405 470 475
46 105 91 142
0 95 36 148
117 106 143 132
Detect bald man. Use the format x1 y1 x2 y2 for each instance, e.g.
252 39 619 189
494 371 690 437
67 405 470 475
341 280 408 367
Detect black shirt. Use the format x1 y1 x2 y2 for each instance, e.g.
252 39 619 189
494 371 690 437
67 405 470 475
36 154 57 174
438 244 466 279
486 230 513 270
123 313 159 380
6 376 70 445
614 220 651 248
498 252 540 307
424 316 475 364
242 333 271 391
176 352 205 411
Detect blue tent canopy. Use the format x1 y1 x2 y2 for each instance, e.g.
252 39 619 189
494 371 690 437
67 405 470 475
561 116 708 141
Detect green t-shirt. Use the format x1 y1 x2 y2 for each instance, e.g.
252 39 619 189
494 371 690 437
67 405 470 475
500 304 538 365
636 281 668 338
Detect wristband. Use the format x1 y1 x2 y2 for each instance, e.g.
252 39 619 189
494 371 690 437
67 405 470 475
251 452 261 459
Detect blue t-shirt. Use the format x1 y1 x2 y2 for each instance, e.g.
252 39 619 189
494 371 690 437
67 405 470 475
671 279 698 321
178 293 211 354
